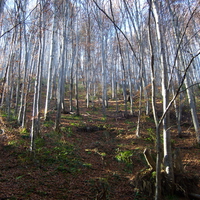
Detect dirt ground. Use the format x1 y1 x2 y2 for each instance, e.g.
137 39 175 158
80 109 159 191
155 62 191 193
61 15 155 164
0 98 200 200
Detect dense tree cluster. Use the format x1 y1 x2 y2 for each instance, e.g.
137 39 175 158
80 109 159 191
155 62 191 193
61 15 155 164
0 0 199 199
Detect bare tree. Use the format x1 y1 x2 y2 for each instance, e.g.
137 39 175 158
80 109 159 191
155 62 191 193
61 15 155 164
17 0 29 127
44 0 58 120
30 0 46 151
55 0 70 131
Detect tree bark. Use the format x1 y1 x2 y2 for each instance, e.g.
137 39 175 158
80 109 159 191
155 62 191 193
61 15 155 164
44 0 57 120
152 0 174 190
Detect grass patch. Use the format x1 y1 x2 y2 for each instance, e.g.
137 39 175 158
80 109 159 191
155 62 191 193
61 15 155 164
43 120 54 127
61 114 83 120
117 128 125 135
11 129 83 174
33 134 82 173
125 119 132 124
61 127 74 137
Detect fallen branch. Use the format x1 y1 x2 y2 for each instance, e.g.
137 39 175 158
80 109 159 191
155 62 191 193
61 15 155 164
143 148 156 171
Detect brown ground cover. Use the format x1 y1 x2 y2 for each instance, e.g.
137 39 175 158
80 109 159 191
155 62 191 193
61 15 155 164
0 98 200 200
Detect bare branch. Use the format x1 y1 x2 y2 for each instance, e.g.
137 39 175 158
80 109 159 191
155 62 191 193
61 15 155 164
159 51 200 127
92 0 140 66
167 4 199 90
0 2 40 39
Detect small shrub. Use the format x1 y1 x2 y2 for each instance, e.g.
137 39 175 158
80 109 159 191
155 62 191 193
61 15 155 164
115 150 134 172
19 128 29 135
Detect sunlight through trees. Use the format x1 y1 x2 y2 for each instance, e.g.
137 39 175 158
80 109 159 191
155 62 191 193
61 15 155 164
0 0 199 199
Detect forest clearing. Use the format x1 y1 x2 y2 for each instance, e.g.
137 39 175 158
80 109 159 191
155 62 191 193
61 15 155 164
0 0 200 199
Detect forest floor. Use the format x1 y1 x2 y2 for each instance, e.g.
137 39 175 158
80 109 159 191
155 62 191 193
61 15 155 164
0 96 200 200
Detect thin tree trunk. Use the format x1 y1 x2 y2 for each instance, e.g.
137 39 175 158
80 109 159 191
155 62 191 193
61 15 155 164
18 0 28 126
152 1 174 192
75 4 79 116
30 1 44 150
101 25 107 116
15 12 22 116
148 1 161 199
126 44 133 115
55 0 69 131
44 0 57 120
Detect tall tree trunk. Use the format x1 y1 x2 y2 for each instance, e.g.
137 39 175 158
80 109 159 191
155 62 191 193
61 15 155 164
55 0 69 131
101 25 107 116
148 1 162 199
75 14 80 116
86 7 91 108
14 6 22 116
152 0 174 195
44 0 57 120
30 1 44 151
18 0 28 127
126 44 133 115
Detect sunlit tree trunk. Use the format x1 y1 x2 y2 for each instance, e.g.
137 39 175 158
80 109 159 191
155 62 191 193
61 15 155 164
55 0 69 131
69 41 74 112
148 1 161 199
30 1 44 151
75 11 80 116
44 0 57 120
152 0 174 196
86 6 91 108
126 44 133 115
30 47 41 150
100 21 107 115
18 0 29 127
111 53 117 100
14 2 22 116
69 16 75 113
136 64 143 137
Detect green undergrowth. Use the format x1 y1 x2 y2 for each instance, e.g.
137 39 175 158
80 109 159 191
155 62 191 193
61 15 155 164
34 133 82 173
43 120 54 127
115 148 145 173
6 128 83 174
61 114 83 120
0 109 19 127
